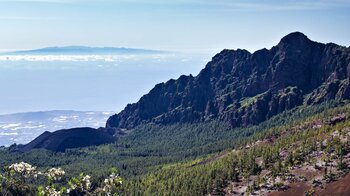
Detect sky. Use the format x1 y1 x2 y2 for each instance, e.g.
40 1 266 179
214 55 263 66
0 0 350 115
0 0 349 53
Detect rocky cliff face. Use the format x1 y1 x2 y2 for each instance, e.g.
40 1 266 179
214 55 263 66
107 32 350 129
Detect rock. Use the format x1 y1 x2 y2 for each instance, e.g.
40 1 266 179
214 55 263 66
19 127 115 152
106 32 350 129
329 113 346 126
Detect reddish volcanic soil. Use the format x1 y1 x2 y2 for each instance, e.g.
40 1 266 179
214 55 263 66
316 173 350 196
269 173 350 196
268 182 310 196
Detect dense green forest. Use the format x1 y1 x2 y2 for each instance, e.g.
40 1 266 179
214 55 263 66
1 100 350 195
123 101 350 195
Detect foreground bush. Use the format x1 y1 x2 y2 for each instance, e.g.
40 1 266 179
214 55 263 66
0 162 122 196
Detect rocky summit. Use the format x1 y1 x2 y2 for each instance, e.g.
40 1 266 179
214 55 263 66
107 32 350 129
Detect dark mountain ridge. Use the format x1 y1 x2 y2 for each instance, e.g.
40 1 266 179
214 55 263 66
20 127 115 152
20 32 350 152
107 32 350 129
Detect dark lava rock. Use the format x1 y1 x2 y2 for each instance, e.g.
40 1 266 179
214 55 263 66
20 127 115 152
106 32 350 129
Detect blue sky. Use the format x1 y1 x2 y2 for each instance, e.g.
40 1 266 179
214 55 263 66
0 0 350 114
0 0 349 53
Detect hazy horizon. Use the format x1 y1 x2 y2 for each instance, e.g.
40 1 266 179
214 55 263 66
0 0 349 53
1 0 350 114
0 31 348 115
0 52 211 115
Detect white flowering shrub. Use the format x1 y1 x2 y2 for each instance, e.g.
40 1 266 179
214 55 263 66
46 168 65 181
100 168 123 196
0 162 122 196
67 173 92 194
0 162 37 195
8 162 37 178
38 185 65 196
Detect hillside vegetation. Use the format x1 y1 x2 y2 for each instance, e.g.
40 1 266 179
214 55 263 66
1 101 350 195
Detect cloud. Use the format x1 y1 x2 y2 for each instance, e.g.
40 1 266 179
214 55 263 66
0 54 177 62
0 132 18 136
0 55 148 62
0 123 21 129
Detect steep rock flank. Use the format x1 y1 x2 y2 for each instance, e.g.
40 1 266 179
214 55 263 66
107 32 350 129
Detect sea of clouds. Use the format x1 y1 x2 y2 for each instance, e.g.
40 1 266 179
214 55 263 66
0 111 113 146
0 52 212 147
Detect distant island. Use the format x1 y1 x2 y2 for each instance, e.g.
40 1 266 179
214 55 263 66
2 46 166 55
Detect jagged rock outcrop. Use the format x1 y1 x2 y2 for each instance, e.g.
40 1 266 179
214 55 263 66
107 32 350 129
